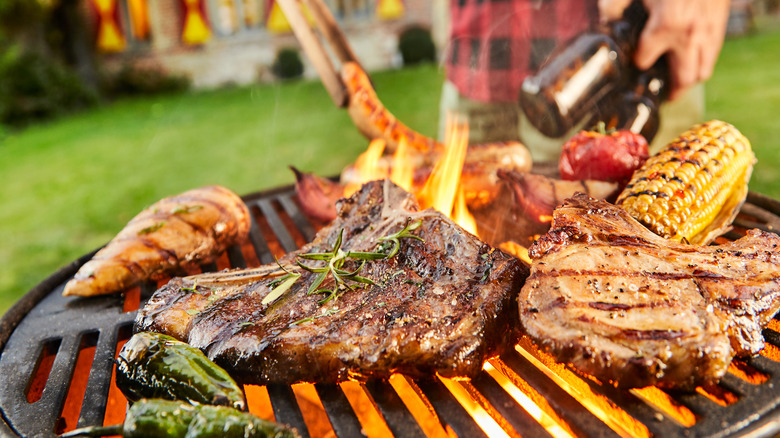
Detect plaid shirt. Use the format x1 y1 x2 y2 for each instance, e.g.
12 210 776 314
447 0 599 102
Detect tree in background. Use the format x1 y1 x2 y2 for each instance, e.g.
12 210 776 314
49 0 100 89
0 0 99 126
0 0 47 50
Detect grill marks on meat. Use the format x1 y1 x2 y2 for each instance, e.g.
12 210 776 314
136 180 529 385
519 193 780 389
64 186 251 297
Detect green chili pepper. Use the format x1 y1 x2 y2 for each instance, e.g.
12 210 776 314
115 332 246 411
60 398 299 438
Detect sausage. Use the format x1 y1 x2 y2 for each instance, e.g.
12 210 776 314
341 62 533 167
340 142 533 208
341 62 438 154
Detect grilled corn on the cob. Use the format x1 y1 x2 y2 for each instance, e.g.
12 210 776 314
616 120 755 245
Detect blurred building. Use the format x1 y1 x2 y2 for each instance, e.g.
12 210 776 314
84 0 435 88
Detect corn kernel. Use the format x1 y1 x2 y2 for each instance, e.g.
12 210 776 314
616 120 755 244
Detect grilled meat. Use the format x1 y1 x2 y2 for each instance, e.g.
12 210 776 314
519 193 780 389
64 185 251 297
136 180 529 385
498 170 619 224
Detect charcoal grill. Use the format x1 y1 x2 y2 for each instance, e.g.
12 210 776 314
3 183 780 438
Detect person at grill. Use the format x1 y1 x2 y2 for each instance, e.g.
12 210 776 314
439 0 732 161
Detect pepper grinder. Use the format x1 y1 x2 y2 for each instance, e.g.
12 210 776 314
519 1 667 142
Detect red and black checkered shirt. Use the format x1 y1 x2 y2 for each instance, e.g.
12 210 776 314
447 0 599 102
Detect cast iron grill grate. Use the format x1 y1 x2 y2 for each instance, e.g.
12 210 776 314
2 185 780 438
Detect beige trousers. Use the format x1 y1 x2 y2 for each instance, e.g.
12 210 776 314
438 80 705 162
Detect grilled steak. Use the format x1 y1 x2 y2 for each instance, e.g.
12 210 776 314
519 193 780 389
64 185 251 297
136 180 529 385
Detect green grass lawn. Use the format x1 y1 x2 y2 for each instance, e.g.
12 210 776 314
0 64 443 316
1 24 779 317
705 24 780 197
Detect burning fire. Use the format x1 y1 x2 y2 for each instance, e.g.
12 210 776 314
344 115 478 235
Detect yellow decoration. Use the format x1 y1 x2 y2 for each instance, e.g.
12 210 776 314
92 0 126 52
128 0 150 40
377 0 404 20
182 0 212 45
267 1 292 33
266 1 315 34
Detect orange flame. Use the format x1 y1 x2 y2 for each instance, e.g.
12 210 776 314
416 115 467 215
390 136 415 193
515 337 652 437
418 116 477 234
437 374 514 438
348 115 478 234
498 241 532 265
345 138 387 197
483 360 573 438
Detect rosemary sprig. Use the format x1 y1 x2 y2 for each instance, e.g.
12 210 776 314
261 260 302 306
181 282 201 294
181 280 212 295
261 220 424 306
297 229 383 304
377 219 424 257
171 204 204 215
290 308 340 326
137 221 166 235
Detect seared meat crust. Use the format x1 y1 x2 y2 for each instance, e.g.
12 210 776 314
136 180 529 385
519 193 780 389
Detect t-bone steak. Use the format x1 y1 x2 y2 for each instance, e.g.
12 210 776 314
136 180 529 385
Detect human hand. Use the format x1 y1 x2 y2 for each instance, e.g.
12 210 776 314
599 0 731 100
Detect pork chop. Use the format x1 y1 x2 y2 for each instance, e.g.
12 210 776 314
519 193 780 389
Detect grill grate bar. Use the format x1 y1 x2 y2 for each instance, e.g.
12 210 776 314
200 261 218 273
672 391 717 418
314 384 365 437
266 384 312 438
683 360 780 437
747 192 780 219
278 195 318 242
247 207 276 265
746 355 779 374
734 204 778 232
227 244 248 269
762 329 780 348
4 185 780 437
75 326 121 429
41 333 81 436
256 199 300 253
363 380 427 438
718 373 757 399
471 371 555 438
500 350 621 438
580 377 687 437
415 378 488 438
